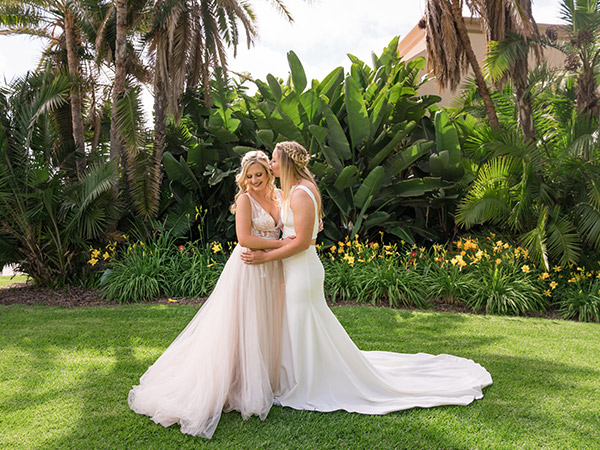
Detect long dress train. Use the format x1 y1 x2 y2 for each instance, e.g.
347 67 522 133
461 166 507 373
128 193 284 438
276 185 493 413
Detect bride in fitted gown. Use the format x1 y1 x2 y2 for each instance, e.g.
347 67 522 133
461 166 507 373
128 151 287 438
242 141 492 414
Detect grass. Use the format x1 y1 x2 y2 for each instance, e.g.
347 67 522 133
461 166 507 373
0 275 28 287
1 304 599 449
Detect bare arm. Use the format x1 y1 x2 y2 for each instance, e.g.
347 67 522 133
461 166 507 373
235 194 285 250
241 189 315 263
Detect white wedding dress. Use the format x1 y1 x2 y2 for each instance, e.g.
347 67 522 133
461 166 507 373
128 192 284 438
276 185 493 413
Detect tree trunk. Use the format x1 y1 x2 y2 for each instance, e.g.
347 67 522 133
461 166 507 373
513 56 535 143
151 68 167 218
64 10 86 176
111 0 128 192
576 66 600 127
449 0 500 130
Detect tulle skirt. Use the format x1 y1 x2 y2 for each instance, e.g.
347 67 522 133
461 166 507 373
277 246 493 413
128 245 284 438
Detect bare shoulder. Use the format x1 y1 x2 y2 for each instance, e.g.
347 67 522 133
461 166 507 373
295 182 321 207
235 193 251 211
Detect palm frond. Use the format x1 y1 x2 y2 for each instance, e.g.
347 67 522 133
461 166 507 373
456 156 518 228
546 208 581 266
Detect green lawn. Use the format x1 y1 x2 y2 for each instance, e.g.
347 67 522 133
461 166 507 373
0 275 28 287
1 304 599 449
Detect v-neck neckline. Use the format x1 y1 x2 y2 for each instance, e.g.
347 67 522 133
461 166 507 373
247 193 280 225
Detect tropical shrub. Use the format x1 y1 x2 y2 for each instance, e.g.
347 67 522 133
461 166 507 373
161 38 468 246
97 231 229 303
555 278 600 323
453 66 600 269
0 72 120 287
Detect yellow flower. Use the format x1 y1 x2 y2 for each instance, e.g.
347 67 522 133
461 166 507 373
168 298 178 303
338 241 344 247
343 254 355 266
330 246 337 253
371 243 379 249
88 258 98 266
91 248 101 259
354 234 359 240
495 258 502 265
400 240 405 245
577 267 583 272
475 250 483 259
553 266 562 272
503 243 509 249
460 251 466 256
568 278 576 283
456 241 462 249
521 265 530 273
211 242 223 253
541 272 550 279
550 281 558 290
496 240 504 247
419 247 426 253
543 290 552 297
103 252 110 260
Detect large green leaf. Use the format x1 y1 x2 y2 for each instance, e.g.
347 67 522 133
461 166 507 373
287 51 307 93
187 144 219 172
367 128 407 170
354 166 385 208
316 66 344 101
333 165 359 191
391 141 434 175
391 178 451 197
266 74 282 102
309 125 328 146
321 100 351 160
344 76 371 149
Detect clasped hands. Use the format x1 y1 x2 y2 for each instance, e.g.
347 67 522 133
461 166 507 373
241 235 295 265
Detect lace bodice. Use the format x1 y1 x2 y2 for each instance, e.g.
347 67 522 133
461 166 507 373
282 185 319 239
246 191 282 240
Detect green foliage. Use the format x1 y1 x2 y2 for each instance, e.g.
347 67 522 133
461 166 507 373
453 66 600 268
163 39 464 245
464 265 545 315
0 71 120 287
98 231 228 303
554 273 600 323
356 260 428 308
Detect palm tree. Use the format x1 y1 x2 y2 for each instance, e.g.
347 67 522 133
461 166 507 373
422 0 500 130
553 0 600 119
475 0 541 143
141 0 293 219
0 0 90 175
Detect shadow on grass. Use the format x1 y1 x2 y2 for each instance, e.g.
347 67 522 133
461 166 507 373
2 305 599 448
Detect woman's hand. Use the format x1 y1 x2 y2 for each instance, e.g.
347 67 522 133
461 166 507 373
278 236 296 247
241 249 268 264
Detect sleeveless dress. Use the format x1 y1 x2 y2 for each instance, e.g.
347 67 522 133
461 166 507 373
276 185 493 413
128 192 284 439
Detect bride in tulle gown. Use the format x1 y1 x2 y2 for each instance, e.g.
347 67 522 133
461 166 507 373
128 151 290 438
242 141 493 414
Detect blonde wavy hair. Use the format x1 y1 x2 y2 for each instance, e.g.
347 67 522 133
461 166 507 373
230 150 277 213
274 141 321 217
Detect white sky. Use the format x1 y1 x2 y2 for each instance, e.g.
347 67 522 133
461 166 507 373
0 0 563 94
